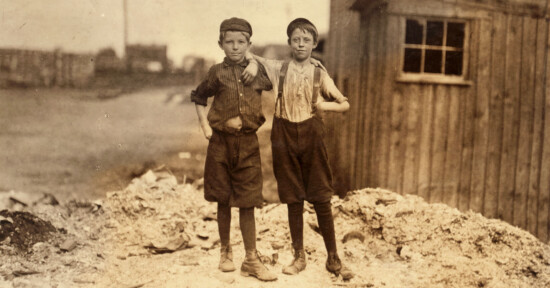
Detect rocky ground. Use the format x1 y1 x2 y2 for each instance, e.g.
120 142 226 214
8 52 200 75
1 167 550 288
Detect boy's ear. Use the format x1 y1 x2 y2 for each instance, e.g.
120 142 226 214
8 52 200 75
287 38 291 45
218 41 223 49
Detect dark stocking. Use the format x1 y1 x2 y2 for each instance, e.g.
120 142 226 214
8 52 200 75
239 207 256 251
287 202 304 251
217 203 231 247
313 201 337 257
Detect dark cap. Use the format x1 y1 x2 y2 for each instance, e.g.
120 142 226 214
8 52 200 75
220 17 252 36
286 18 317 38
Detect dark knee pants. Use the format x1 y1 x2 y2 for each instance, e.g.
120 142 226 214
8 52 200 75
204 130 262 208
271 116 334 204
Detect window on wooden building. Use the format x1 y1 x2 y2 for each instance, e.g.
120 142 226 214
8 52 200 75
399 18 469 85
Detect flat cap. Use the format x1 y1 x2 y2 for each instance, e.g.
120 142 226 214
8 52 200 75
220 17 252 36
287 18 317 38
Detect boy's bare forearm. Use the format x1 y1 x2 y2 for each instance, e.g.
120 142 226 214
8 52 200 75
195 104 209 126
317 101 350 113
195 104 213 139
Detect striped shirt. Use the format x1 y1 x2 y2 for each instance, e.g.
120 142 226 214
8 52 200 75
191 57 273 133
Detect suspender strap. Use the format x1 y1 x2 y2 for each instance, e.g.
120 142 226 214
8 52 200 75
312 66 321 114
276 61 290 118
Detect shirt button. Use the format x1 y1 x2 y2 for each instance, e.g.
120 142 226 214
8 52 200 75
238 79 241 83
240 93 243 96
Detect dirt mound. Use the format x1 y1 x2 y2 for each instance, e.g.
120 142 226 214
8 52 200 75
1 171 549 287
333 189 550 287
0 210 57 252
98 172 550 287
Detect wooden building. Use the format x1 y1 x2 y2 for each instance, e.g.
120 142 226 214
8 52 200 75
324 0 550 241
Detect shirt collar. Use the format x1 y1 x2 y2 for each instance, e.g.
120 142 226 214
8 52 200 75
223 57 248 68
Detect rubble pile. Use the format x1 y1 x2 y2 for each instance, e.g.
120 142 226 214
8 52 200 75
103 169 206 256
0 193 106 287
101 172 550 287
1 171 549 287
333 189 550 287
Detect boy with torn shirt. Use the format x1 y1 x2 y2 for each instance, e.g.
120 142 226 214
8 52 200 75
243 18 354 280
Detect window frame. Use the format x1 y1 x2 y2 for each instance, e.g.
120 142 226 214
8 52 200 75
397 17 472 86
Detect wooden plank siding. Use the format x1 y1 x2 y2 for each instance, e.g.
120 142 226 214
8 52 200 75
362 10 382 188
324 0 363 194
417 85 435 200
458 18 479 211
377 11 394 190
430 85 451 203
469 18 491 216
484 12 507 219
539 15 550 241
325 0 550 242
514 17 538 229
531 17 548 240
444 85 464 208
498 15 523 224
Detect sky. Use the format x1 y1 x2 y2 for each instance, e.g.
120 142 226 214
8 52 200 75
0 0 330 65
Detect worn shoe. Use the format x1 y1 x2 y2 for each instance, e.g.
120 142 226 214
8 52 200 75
240 249 278 281
282 249 306 275
326 254 354 280
219 245 236 272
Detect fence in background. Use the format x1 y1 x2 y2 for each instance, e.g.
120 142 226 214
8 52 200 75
0 48 94 88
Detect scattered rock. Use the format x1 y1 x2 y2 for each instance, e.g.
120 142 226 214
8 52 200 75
8 191 43 207
35 193 59 206
12 277 48 288
59 239 77 252
342 231 366 243
213 273 235 284
271 241 285 250
12 269 40 277
140 170 157 184
145 234 190 254
192 178 204 188
307 219 321 235
178 152 192 159
304 203 315 214
197 231 209 240
0 215 13 224
73 274 96 284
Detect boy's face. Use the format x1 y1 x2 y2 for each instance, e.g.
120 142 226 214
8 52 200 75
289 28 317 62
218 31 251 63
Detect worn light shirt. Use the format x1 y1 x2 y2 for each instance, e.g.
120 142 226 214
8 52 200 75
259 59 347 122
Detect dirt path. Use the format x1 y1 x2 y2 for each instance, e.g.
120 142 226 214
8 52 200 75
0 87 205 200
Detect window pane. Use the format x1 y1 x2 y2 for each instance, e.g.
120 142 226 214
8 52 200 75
426 21 443 46
447 22 465 48
406 19 423 44
424 49 442 73
403 48 422 73
445 51 463 75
